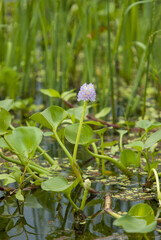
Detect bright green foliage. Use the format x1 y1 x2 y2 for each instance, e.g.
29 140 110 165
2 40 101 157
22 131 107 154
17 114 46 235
65 123 94 145
0 108 11 135
95 107 111 119
129 203 155 225
15 189 24 201
41 176 80 195
0 99 13 111
114 203 156 233
120 149 140 167
30 106 68 131
0 67 20 99
40 89 61 98
144 129 161 149
4 126 43 159
67 106 89 121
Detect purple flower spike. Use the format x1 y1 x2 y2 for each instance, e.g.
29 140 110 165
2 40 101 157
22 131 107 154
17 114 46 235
77 83 96 102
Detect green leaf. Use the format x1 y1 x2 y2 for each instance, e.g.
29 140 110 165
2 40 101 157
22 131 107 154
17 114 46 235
65 123 93 145
0 174 16 185
117 130 128 137
129 203 155 225
95 107 111 118
85 121 104 126
136 120 152 130
25 195 42 208
0 108 11 135
113 214 156 233
94 127 108 136
15 189 24 201
120 149 140 167
41 176 80 195
30 106 68 131
0 99 13 111
5 126 43 159
0 137 10 148
40 89 60 98
67 106 89 121
102 140 118 147
144 129 161 148
61 89 76 101
125 141 144 152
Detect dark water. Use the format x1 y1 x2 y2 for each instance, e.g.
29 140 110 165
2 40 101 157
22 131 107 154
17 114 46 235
0 176 161 240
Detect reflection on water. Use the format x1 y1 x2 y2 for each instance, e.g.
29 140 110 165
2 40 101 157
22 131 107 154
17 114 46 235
0 177 161 240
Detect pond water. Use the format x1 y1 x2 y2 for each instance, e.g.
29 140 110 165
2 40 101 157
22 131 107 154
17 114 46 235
0 138 161 240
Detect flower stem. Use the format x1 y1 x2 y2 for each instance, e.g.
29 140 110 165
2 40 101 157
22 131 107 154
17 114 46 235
73 101 88 163
53 130 83 182
80 188 89 211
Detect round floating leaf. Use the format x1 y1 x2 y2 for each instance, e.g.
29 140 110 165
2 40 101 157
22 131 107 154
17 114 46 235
0 108 11 135
65 123 93 145
120 149 140 167
144 129 161 148
129 203 155 225
5 126 43 158
41 176 80 195
30 106 68 131
113 214 156 233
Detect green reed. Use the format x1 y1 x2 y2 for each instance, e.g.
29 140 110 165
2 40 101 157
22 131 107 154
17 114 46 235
0 0 161 119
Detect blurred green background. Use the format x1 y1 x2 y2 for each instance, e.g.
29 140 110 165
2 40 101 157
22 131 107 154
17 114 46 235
0 0 161 120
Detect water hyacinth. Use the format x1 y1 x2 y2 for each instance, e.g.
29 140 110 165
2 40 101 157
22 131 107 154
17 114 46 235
77 83 96 102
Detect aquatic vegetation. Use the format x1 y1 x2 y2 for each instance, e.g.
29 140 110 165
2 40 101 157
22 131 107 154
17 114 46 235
0 81 161 238
1 0 161 238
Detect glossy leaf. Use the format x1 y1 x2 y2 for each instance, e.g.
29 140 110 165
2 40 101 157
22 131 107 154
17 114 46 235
15 189 24 201
144 129 161 148
0 108 11 135
113 214 156 233
125 141 144 151
5 126 43 159
136 120 152 130
0 99 13 111
67 106 89 121
65 123 93 145
40 89 60 98
0 174 16 185
41 176 80 195
94 127 108 136
129 203 155 225
120 149 140 167
30 106 68 131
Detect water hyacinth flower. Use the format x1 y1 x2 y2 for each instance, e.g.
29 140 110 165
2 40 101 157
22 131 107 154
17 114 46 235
77 83 96 102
